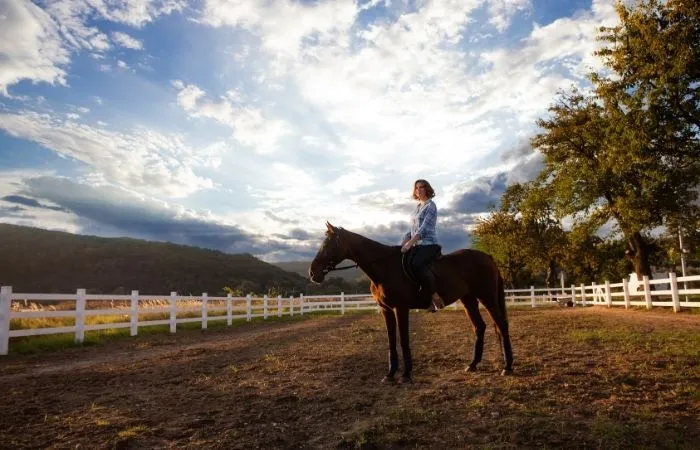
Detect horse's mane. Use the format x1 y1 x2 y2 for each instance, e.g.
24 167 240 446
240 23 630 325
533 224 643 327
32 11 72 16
335 227 401 253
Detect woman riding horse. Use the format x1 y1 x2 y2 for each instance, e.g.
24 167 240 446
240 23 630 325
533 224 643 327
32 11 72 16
400 179 445 311
309 222 514 383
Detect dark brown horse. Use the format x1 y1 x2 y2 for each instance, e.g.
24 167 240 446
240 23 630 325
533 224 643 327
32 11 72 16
309 222 513 383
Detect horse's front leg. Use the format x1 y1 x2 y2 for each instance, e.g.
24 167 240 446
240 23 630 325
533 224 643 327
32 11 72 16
395 306 412 383
380 305 398 383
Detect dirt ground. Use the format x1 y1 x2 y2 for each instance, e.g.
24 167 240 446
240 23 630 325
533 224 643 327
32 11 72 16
1 306 698 449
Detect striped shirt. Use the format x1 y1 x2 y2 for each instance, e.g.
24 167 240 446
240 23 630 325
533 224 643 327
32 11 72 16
402 199 439 245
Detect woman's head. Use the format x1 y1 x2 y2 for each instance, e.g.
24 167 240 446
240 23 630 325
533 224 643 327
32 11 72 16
412 179 435 200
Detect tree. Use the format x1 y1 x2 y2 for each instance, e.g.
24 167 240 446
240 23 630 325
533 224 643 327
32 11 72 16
501 182 567 284
472 183 566 288
531 0 700 279
472 211 528 288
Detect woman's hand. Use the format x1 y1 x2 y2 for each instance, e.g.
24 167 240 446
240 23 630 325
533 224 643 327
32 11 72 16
401 242 412 253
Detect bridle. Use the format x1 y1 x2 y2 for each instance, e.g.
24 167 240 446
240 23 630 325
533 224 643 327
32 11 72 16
318 230 397 275
320 232 358 275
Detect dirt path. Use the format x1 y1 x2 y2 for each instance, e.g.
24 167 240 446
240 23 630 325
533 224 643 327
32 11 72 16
1 307 698 449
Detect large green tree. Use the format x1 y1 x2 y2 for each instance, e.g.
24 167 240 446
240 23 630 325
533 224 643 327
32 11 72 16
531 0 700 278
472 210 529 288
501 182 567 286
472 182 566 288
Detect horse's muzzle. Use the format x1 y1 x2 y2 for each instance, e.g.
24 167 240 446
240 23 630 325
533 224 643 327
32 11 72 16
308 268 325 284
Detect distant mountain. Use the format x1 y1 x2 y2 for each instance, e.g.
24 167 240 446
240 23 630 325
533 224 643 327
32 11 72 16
0 224 314 296
274 260 367 283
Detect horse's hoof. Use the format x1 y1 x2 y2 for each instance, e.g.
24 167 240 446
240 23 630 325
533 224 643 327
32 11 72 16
381 375 396 384
399 375 412 384
465 364 478 372
501 368 513 376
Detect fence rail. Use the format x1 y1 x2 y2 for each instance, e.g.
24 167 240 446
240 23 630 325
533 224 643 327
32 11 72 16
1 272 698 355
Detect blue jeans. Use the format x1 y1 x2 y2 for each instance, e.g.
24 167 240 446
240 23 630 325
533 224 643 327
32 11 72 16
410 245 441 294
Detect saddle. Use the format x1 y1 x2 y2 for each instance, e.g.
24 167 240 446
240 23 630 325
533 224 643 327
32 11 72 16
401 246 442 284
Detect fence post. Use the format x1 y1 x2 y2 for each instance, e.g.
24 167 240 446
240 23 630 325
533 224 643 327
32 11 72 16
227 293 233 326
622 278 630 309
341 292 345 315
0 286 11 355
263 295 268 319
605 281 612 308
289 296 294 316
580 284 586 307
246 294 252 321
643 275 652 309
76 288 86 343
300 294 304 316
130 290 138 336
669 272 681 313
571 284 576 306
530 286 535 308
170 292 177 333
591 282 597 303
277 295 282 317
201 293 208 329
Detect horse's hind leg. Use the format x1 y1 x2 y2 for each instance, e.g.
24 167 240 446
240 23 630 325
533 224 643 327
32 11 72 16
481 293 514 375
462 295 486 372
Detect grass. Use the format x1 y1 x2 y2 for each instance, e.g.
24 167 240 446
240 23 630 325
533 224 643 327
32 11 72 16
569 327 700 357
7 309 373 355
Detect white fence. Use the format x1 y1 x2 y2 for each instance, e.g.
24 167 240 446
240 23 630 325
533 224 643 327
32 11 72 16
0 288 376 355
504 273 700 311
1 272 698 355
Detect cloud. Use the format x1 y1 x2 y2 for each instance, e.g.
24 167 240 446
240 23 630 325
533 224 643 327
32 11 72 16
507 152 544 185
112 31 144 50
0 111 216 198
448 173 508 214
0 0 185 95
0 175 320 261
200 0 358 58
0 0 627 261
172 80 291 154
0 0 70 96
2 194 66 211
488 0 532 32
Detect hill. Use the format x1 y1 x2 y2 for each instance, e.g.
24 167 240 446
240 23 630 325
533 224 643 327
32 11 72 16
0 224 315 296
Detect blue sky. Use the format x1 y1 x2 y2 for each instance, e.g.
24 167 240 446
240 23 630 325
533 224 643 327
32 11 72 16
0 0 619 261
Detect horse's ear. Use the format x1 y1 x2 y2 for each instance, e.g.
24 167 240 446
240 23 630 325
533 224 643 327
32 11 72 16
326 221 336 234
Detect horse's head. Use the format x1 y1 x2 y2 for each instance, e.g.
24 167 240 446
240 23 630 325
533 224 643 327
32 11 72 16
309 222 349 284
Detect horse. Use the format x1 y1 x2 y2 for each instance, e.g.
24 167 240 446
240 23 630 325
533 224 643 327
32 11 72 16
309 222 514 383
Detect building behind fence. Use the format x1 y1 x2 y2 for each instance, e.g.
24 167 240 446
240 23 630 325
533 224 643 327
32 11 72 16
1 272 698 355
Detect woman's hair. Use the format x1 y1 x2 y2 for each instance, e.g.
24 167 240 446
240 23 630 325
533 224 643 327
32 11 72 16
412 179 435 200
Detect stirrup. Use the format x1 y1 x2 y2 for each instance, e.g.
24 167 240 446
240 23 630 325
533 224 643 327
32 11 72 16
431 294 445 311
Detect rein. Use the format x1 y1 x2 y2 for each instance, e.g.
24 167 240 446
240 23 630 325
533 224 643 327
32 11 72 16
324 263 359 273
320 231 397 275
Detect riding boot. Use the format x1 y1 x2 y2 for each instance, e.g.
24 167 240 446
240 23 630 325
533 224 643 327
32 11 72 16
429 292 445 312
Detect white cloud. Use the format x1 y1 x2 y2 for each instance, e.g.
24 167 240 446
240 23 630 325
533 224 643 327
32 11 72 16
111 31 144 50
0 0 70 96
0 0 185 95
173 80 291 154
487 0 532 32
201 0 358 57
0 111 215 198
191 0 622 238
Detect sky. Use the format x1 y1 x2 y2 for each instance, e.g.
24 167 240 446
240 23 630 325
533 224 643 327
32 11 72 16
0 0 620 262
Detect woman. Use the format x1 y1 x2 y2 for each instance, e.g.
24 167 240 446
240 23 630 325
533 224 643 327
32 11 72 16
400 179 445 311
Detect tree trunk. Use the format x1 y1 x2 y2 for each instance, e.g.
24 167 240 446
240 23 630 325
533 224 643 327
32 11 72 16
625 232 652 279
545 259 557 288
